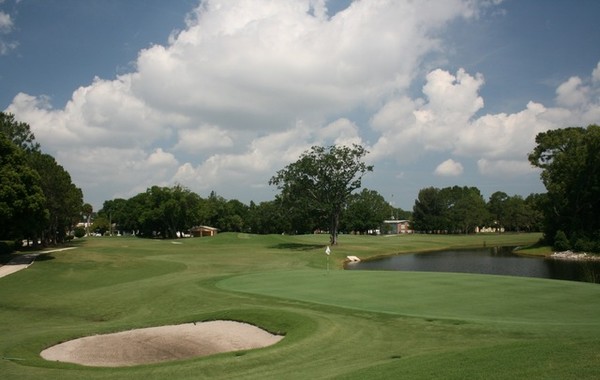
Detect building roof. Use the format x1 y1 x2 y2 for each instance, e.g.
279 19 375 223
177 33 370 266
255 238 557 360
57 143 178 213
189 225 218 231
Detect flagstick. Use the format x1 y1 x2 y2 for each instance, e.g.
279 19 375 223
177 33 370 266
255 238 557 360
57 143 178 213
325 246 331 275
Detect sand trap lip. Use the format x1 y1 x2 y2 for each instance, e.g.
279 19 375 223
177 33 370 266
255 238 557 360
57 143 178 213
40 320 284 367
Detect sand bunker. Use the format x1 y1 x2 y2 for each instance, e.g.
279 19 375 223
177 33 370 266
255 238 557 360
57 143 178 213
40 320 284 367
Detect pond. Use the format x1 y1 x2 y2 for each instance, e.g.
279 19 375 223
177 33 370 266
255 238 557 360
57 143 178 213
345 246 600 284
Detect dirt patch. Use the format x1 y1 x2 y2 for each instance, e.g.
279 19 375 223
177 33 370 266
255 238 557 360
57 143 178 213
40 320 284 367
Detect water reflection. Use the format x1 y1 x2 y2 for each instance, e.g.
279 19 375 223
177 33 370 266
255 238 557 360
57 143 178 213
346 246 600 283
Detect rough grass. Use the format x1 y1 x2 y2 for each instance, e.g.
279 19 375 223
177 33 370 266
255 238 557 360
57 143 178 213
2 232 599 379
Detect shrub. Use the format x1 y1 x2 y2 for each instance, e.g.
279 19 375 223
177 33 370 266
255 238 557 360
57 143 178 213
572 238 600 254
553 230 570 251
73 226 86 238
0 240 16 255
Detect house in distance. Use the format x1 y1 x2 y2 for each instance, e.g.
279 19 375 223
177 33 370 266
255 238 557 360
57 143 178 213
189 226 218 237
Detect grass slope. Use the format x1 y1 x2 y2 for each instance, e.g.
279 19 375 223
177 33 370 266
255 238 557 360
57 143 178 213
1 232 599 379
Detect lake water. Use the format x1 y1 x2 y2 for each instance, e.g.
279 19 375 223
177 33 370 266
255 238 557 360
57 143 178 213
345 246 600 284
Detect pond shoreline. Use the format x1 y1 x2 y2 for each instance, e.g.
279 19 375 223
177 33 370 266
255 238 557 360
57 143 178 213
346 246 600 283
551 250 600 261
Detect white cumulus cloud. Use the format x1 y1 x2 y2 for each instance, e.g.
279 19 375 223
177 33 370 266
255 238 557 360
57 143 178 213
0 10 17 55
370 61 600 181
434 159 464 177
0 11 13 32
6 0 483 206
370 68 485 159
174 125 235 153
6 0 600 208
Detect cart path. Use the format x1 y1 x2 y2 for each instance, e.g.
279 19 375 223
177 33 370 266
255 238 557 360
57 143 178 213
0 247 76 279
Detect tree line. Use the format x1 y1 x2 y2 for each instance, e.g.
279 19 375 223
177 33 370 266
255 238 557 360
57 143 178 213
94 145 409 242
97 125 600 252
412 186 543 234
0 113 83 248
95 145 540 242
97 182 541 240
2 111 598 253
94 186 409 239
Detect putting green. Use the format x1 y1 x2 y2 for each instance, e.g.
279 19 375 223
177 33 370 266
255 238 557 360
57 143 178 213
219 269 600 328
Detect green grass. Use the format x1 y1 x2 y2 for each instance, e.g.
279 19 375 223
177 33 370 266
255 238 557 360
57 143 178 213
1 232 599 379
515 242 554 257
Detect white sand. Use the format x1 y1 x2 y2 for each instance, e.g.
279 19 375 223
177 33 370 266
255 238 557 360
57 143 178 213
40 320 284 367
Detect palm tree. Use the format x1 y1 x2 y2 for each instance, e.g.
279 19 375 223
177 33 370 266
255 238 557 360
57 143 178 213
82 203 93 236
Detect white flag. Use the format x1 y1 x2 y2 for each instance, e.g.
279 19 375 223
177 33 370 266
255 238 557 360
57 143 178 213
325 246 331 255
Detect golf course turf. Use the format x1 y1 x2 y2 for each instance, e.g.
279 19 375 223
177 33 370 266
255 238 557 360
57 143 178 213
1 232 599 379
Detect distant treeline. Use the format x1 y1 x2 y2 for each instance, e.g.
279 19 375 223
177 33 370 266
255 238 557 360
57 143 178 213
94 184 543 239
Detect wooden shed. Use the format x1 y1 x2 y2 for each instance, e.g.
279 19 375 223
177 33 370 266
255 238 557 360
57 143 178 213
189 226 218 237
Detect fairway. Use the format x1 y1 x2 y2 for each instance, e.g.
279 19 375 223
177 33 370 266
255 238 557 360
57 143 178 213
1 233 599 379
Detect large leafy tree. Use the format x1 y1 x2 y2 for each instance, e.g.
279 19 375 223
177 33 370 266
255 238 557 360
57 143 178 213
1 112 83 246
444 186 489 234
136 185 202 238
219 199 248 232
0 113 83 244
100 198 137 234
102 185 203 238
270 144 373 245
341 188 390 234
0 112 40 152
0 133 47 241
30 153 83 245
197 191 248 232
487 191 509 228
413 186 489 234
488 192 540 232
246 199 293 234
528 125 600 251
524 193 545 232
412 187 448 232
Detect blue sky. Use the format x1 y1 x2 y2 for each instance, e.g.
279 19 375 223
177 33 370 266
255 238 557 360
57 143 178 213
2 0 600 210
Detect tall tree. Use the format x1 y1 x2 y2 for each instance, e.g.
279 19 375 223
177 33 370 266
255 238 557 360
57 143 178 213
442 186 489 234
108 185 203 238
0 133 47 242
524 193 545 232
341 189 389 234
528 125 600 251
412 187 448 232
100 198 142 234
247 199 292 234
0 112 40 152
1 113 83 245
270 144 373 245
487 191 509 228
413 186 488 234
82 203 93 236
30 153 83 245
219 199 248 232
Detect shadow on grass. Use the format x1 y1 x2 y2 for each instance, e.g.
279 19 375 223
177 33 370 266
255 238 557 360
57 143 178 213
270 243 326 251
34 253 55 262
1 253 55 266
